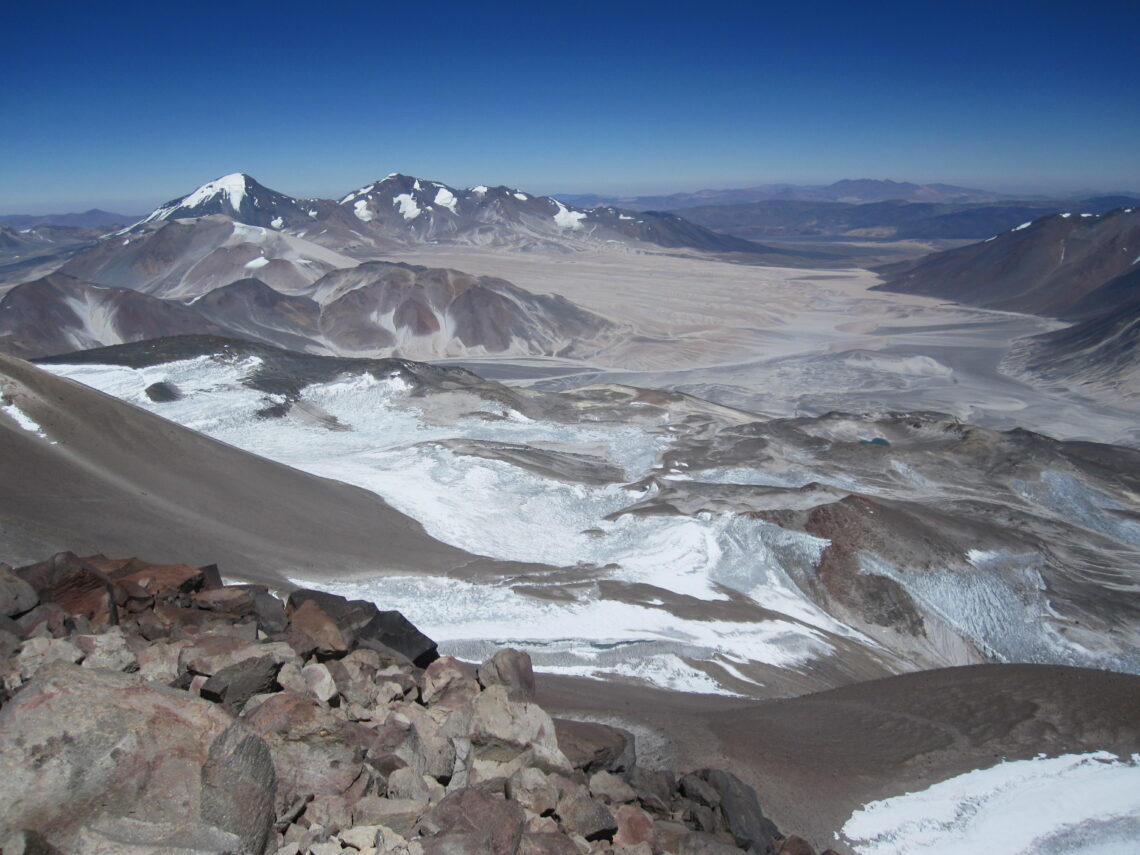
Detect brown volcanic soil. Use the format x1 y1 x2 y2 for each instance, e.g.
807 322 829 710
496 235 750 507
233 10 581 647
537 664 1140 854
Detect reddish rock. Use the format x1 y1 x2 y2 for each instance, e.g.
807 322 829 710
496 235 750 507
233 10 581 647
193 586 257 614
0 663 275 854
613 804 657 850
776 835 816 855
554 719 635 775
113 562 209 598
243 691 372 811
421 787 526 855
287 598 348 656
16 552 118 629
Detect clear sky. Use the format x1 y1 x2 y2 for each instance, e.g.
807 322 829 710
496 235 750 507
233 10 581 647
2 0 1138 214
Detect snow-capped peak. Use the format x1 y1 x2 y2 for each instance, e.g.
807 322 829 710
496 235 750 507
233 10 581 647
142 173 261 224
174 173 252 211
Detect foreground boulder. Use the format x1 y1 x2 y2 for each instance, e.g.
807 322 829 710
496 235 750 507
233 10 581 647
0 552 801 854
0 662 275 854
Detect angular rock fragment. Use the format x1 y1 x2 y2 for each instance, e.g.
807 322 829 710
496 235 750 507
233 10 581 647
695 769 780 855
0 662 275 854
554 719 636 776
0 565 38 617
420 787 526 855
478 647 536 702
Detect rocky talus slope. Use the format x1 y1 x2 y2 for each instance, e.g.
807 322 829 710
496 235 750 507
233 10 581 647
0 553 827 855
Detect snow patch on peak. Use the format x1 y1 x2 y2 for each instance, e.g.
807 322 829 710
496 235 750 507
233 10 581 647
1013 221 1033 231
513 192 529 201
353 200 374 222
413 180 422 191
470 185 489 196
434 187 458 213
394 194 422 220
182 174 250 211
244 256 270 269
270 216 284 229
553 200 587 230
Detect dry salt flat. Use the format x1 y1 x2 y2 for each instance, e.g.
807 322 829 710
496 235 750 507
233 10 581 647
390 247 1140 447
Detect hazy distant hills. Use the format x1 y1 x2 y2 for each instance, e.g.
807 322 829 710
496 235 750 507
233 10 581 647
0 209 138 230
665 196 1140 242
557 179 1008 210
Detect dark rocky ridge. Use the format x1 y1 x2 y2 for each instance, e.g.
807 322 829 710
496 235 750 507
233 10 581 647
873 207 1140 319
0 550 816 855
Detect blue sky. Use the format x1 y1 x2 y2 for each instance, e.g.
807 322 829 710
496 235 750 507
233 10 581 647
2 0 1138 213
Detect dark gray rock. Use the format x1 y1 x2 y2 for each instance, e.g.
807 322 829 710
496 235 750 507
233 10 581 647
673 831 749 855
0 565 38 617
631 767 674 815
357 609 439 668
679 773 721 808
200 654 283 710
198 721 277 855
697 769 780 855
0 829 62 855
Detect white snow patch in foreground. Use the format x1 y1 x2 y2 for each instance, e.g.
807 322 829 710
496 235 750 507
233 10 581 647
1 401 54 442
841 752 1140 855
244 256 270 269
394 194 422 220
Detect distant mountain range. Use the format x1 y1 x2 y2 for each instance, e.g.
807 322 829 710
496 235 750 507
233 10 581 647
557 179 1011 210
0 209 139 230
131 172 810 260
0 171 833 360
664 196 1140 242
